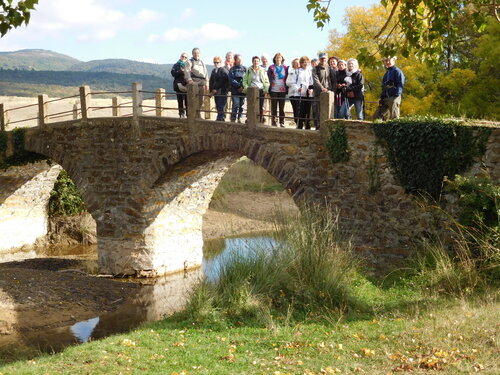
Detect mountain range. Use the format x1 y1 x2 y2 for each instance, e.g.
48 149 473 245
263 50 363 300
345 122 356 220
0 49 177 97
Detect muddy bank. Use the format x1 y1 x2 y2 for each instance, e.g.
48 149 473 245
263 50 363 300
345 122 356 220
0 191 297 338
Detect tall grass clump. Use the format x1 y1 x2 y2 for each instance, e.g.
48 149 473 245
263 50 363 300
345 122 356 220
186 205 362 324
414 174 499 296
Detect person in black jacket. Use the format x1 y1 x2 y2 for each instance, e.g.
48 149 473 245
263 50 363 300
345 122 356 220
228 54 247 123
343 58 364 120
335 60 348 119
209 56 230 121
171 52 189 118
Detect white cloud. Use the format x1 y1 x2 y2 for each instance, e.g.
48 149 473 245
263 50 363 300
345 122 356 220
147 34 160 43
137 9 162 23
155 23 240 43
41 0 125 27
180 8 194 21
1 0 161 46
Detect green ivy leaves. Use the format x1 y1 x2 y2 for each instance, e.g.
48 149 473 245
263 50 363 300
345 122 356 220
48 170 86 217
326 122 350 163
374 116 492 199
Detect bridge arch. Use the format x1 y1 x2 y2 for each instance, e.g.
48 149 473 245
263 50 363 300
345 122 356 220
14 114 498 277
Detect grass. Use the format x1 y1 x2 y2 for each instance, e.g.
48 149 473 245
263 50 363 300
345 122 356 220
1 298 497 374
211 157 284 202
1 168 498 374
1 206 498 374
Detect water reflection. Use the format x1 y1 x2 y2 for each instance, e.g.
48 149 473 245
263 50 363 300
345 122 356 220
203 235 278 282
0 268 202 361
70 317 100 343
0 235 276 361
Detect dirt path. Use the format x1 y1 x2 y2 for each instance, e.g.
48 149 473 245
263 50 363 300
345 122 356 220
0 191 297 336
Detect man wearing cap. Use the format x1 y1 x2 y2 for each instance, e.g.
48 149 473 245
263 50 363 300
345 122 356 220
312 53 334 130
374 56 405 120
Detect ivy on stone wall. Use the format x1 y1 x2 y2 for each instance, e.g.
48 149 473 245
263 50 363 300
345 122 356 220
374 116 492 199
326 122 350 163
48 170 87 217
0 128 47 169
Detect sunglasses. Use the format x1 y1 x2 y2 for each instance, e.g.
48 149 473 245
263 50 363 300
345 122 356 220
213 61 221 64
181 55 188 59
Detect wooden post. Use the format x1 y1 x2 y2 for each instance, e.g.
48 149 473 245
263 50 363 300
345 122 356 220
112 96 121 117
246 87 259 131
155 88 165 117
319 91 334 138
79 85 91 120
73 103 78 119
0 103 8 131
38 94 48 127
203 90 211 120
132 82 143 119
187 82 200 125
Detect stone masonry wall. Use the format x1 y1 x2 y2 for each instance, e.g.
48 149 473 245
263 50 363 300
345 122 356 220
13 116 499 275
0 162 62 253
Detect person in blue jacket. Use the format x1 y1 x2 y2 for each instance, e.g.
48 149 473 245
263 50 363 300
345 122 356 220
228 54 247 123
374 56 405 120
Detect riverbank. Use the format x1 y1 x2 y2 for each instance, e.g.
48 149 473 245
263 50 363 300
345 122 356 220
0 191 297 338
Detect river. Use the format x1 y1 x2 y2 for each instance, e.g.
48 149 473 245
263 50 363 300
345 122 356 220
0 234 276 362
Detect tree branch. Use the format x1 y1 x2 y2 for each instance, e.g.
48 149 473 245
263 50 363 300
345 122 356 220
374 0 400 39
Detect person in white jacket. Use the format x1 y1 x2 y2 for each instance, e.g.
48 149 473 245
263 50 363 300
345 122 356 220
286 58 301 127
295 56 314 130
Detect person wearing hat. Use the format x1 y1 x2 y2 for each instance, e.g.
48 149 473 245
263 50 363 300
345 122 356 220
312 52 334 129
374 56 405 120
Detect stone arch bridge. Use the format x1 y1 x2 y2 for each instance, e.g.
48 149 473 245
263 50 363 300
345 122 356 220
1 87 499 276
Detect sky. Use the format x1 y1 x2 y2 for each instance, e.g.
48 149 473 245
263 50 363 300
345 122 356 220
0 0 376 65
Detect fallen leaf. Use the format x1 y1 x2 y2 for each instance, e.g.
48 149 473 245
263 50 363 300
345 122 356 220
120 339 136 347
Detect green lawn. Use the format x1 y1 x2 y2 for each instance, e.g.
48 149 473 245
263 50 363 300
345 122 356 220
0 296 498 375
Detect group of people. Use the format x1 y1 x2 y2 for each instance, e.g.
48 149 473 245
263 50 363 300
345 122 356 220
171 48 405 128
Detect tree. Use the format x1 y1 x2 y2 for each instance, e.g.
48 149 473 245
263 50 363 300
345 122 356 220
325 4 436 117
0 0 38 37
461 18 500 120
308 0 499 65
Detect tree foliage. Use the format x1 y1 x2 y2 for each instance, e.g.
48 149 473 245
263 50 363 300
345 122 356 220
325 4 435 117
0 0 38 37
308 0 499 65
326 3 499 120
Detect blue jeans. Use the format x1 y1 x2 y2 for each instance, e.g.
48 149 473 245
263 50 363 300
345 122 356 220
351 98 364 120
215 94 227 121
338 98 364 120
231 94 245 121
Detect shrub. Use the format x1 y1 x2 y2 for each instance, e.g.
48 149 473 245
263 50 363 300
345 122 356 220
48 170 86 217
186 206 362 323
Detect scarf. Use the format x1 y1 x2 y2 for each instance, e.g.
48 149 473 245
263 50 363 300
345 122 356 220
177 59 186 67
274 64 285 79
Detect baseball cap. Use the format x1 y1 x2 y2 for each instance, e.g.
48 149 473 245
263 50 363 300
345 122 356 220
318 53 328 59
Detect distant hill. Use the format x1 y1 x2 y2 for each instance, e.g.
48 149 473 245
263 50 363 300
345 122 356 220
0 49 80 71
0 49 173 78
0 49 179 97
0 69 172 97
70 59 172 80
